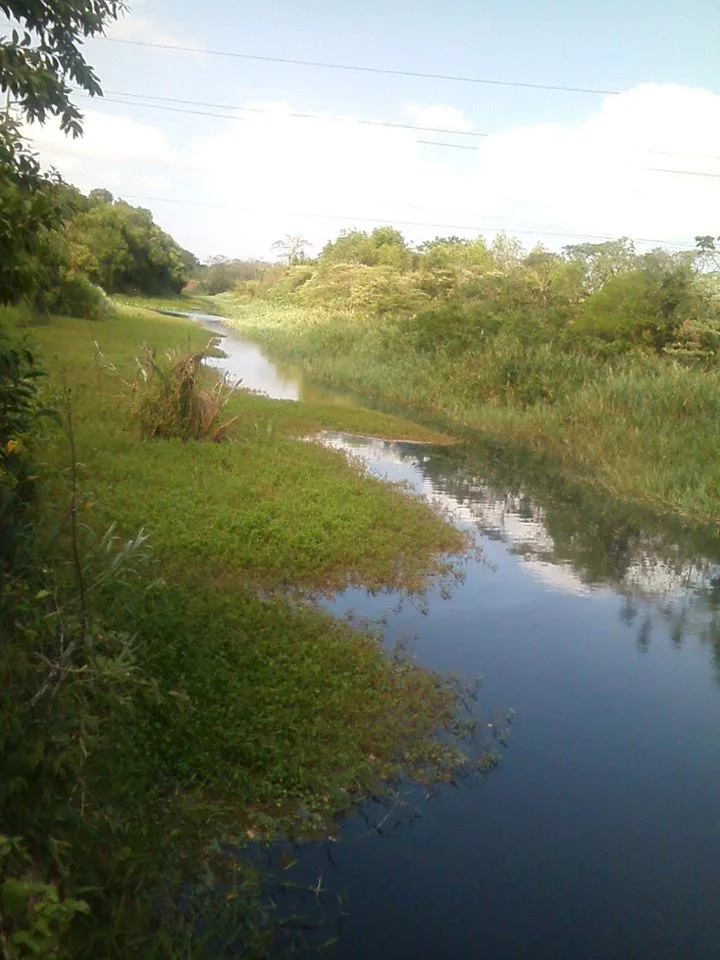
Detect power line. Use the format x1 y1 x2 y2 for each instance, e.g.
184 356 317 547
87 95 720 168
101 90 489 138
650 150 720 162
94 95 252 123
80 95 483 152
645 167 720 179
100 37 622 96
81 90 720 164
416 140 477 150
115 193 696 247
6 17 720 168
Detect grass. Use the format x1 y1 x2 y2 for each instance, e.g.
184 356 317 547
30 306 469 769
35 308 462 593
112 291 229 317
221 299 720 526
28 304 465 802
1 303 477 957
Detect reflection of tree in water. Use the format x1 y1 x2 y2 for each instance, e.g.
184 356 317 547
397 437 720 679
621 576 720 679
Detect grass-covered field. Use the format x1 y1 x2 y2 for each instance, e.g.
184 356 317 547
111 291 229 317
220 300 720 526
2 304 473 957
32 304 468 795
37 308 461 593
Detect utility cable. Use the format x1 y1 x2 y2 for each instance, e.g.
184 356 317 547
77 90 720 164
99 37 622 96
115 193 697 247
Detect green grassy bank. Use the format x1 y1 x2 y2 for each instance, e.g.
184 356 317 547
1 305 472 958
220 300 720 526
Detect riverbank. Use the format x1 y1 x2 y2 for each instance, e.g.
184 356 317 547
1 304 472 957
219 299 720 527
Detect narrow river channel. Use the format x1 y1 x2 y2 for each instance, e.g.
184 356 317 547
191 314 720 959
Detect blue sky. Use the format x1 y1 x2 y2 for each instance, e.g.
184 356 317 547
17 0 720 259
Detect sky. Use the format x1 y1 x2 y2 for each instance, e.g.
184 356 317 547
11 0 720 261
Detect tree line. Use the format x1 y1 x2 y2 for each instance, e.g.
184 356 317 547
1 0 199 317
222 227 720 361
1 177 198 318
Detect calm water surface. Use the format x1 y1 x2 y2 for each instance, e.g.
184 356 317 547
184 312 344 403
303 436 720 960
189 315 720 958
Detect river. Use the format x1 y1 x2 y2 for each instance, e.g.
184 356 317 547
192 314 720 959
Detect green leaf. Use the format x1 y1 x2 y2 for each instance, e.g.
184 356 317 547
2 877 31 913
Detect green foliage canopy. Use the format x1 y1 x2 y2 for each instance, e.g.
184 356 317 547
0 0 123 304
67 194 191 295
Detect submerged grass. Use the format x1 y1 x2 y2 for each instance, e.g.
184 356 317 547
221 300 720 526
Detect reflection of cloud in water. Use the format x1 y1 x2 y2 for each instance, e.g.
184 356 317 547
205 335 301 400
424 487 601 597
522 560 600 597
319 432 720 604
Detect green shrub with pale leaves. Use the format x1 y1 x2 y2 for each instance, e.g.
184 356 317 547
46 275 115 322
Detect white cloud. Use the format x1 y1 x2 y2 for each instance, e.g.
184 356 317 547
24 82 720 259
25 110 175 193
469 83 720 242
403 103 476 132
28 111 172 164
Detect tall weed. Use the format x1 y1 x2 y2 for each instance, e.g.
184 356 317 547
97 340 240 441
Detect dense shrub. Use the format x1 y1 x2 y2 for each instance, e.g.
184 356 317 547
401 303 502 355
296 263 427 316
575 264 697 352
0 323 51 568
46 275 116 322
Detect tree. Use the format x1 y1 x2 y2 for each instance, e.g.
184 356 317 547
563 238 637 294
320 230 373 265
319 227 411 270
67 197 191 295
0 0 124 137
0 154 73 304
523 245 585 313
0 0 123 303
575 257 695 352
490 232 525 271
67 205 131 293
88 187 114 206
695 236 720 273
193 256 265 295
178 247 200 275
416 237 492 298
271 235 309 266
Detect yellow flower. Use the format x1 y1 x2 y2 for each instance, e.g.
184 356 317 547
6 439 19 454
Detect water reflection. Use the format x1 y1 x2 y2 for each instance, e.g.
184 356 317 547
320 432 720 674
299 433 720 960
205 328 302 400
179 312 349 405
162 311 720 956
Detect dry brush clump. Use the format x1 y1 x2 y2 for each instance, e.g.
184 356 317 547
96 339 240 442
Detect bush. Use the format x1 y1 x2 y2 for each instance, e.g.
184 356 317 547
95 341 240 442
46 276 115 322
0 325 53 569
574 264 697 353
296 263 426 316
401 303 502 355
